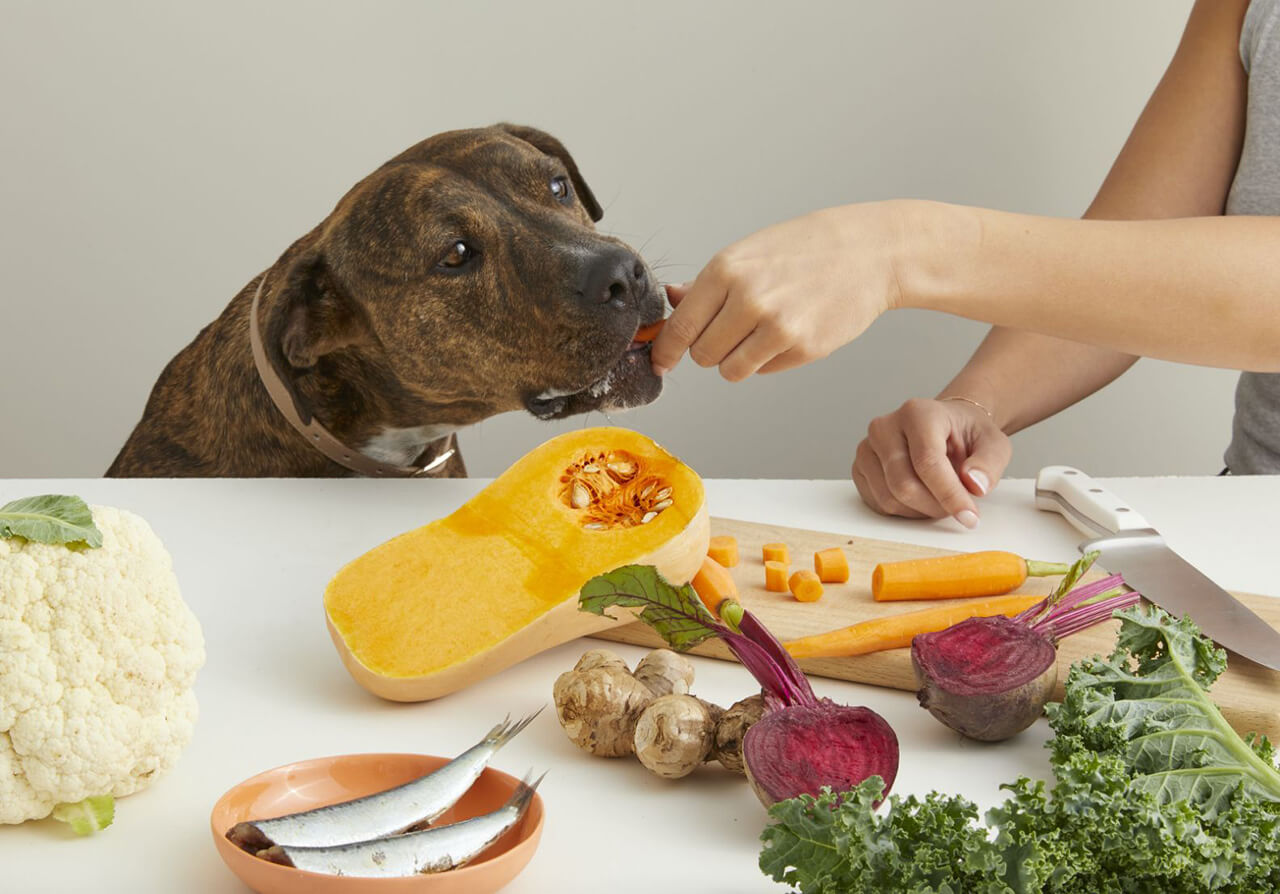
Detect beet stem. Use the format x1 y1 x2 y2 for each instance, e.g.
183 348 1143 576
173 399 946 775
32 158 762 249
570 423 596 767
738 610 818 707
1038 590 1141 640
1015 573 1125 626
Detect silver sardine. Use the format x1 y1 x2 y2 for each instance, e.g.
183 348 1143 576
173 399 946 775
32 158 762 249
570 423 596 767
226 711 539 851
261 773 543 877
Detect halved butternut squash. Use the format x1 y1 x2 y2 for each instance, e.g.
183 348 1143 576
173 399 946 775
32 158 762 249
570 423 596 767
324 427 710 701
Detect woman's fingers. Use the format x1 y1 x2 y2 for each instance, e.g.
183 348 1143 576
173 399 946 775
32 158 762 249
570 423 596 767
686 288 764 371
958 426 1013 497
853 399 1014 527
716 317 800 381
755 344 814 375
899 400 981 527
664 282 691 307
853 440 929 519
650 275 728 375
865 415 950 519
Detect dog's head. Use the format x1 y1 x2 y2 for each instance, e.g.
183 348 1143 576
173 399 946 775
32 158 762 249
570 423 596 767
267 124 665 431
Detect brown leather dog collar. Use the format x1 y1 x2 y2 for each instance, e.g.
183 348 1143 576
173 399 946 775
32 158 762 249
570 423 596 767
248 276 457 478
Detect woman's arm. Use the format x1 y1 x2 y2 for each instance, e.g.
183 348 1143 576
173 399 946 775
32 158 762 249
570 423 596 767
855 0 1251 524
651 0 1254 384
903 0 1254 388
899 202 1278 371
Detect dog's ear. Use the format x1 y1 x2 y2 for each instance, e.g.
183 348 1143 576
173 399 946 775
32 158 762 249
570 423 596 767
498 123 604 222
272 251 373 369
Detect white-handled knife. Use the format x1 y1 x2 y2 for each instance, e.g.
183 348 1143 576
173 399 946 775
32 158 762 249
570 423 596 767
1035 464 1280 670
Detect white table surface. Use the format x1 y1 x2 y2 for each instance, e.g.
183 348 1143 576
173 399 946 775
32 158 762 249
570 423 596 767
2 474 1277 894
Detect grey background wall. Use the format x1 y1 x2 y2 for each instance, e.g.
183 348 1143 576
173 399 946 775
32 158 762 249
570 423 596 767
2 0 1235 481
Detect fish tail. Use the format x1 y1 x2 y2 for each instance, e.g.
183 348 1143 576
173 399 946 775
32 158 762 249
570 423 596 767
504 770 546 818
484 705 545 749
256 845 295 867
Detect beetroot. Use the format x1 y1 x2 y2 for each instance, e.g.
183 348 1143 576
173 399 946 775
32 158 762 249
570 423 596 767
913 616 1057 742
911 563 1139 742
743 702 898 807
580 565 900 808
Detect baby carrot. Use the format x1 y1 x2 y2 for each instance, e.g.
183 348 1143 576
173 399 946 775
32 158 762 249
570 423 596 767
871 551 1071 601
783 594 1043 659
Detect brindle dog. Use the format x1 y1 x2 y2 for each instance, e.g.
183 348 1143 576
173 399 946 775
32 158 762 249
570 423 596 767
107 124 666 477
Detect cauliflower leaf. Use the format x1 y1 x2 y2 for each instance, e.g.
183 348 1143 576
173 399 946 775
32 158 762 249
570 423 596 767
0 495 102 548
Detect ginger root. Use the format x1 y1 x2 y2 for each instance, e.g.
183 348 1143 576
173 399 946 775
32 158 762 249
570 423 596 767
712 693 767 774
553 649 659 757
553 647 761 778
634 693 723 779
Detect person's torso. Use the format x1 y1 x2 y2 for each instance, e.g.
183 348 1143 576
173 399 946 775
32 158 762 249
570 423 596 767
1223 0 1280 473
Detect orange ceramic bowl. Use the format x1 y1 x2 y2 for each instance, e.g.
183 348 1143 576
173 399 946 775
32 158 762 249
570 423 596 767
211 753 544 894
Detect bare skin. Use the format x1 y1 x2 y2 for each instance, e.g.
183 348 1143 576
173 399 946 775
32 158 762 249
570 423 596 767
651 0 1255 527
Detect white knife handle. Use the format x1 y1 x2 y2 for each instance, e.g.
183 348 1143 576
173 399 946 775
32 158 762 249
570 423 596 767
1034 465 1152 538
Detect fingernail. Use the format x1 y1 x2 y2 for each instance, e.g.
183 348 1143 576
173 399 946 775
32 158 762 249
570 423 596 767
955 509 979 529
652 364 669 376
967 470 989 495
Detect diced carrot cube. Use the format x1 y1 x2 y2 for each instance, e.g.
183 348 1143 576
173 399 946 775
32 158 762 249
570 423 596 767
764 560 790 592
813 547 849 584
762 542 789 564
789 569 824 603
707 535 739 568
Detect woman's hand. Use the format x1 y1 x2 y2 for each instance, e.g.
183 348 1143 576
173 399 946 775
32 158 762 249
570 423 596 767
852 397 1012 528
649 203 906 379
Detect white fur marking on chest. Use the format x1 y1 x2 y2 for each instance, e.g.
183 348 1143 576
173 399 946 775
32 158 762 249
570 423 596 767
360 424 457 466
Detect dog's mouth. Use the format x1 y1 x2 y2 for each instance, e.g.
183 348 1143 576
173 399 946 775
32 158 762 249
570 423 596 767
524 323 664 420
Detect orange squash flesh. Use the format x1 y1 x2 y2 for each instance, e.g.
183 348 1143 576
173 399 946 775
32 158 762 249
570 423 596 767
324 427 709 701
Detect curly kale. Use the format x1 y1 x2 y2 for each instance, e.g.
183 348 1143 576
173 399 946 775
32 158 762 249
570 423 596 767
759 606 1280 894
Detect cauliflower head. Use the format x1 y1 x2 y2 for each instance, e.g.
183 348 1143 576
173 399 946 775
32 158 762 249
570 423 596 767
0 505 205 824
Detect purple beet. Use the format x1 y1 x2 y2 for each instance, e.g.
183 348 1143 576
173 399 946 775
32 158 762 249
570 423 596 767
580 566 902 809
719 610 899 808
742 701 899 807
911 565 1139 742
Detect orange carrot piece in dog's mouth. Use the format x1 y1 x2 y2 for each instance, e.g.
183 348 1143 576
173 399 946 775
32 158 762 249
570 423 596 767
632 319 666 345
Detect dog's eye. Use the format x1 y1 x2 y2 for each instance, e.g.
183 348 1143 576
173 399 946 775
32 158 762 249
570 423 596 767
438 241 477 270
549 175 572 203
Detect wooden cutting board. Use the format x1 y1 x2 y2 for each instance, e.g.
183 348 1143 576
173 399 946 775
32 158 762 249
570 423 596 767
594 517 1280 739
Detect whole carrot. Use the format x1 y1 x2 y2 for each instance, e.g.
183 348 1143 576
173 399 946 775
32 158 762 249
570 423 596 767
783 594 1043 659
871 551 1071 602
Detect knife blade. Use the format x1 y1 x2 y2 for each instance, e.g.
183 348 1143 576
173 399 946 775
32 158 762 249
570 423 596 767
1034 464 1280 670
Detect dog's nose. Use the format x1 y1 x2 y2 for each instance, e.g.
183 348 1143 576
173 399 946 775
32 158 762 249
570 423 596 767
579 250 647 309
